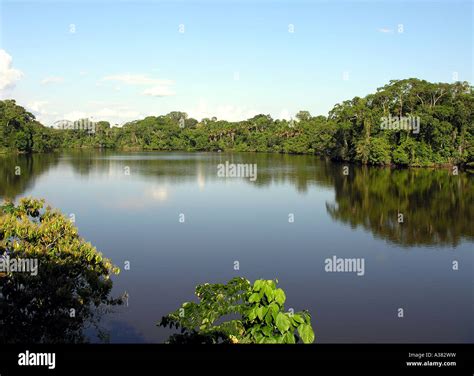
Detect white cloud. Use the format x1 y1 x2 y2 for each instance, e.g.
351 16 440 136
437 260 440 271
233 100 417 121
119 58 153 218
27 101 58 117
378 28 393 33
41 76 64 85
60 105 146 126
102 73 175 97
0 49 23 91
279 108 292 121
102 74 173 86
94 107 141 119
143 85 175 97
63 110 88 120
28 101 49 113
189 98 260 122
88 100 121 106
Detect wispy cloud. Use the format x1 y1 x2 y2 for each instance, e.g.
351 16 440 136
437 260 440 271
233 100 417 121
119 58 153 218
28 101 58 117
189 98 260 122
143 86 175 97
62 110 88 120
41 76 64 85
60 104 146 126
102 73 175 97
94 107 141 119
0 49 23 91
279 108 292 121
102 73 173 86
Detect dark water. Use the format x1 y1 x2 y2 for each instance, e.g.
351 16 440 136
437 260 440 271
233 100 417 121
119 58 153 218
0 150 473 343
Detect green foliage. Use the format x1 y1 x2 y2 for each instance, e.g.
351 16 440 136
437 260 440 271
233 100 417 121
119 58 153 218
0 197 120 276
329 79 474 166
0 100 59 153
14 130 32 152
368 137 392 165
1 78 472 167
0 198 122 343
392 144 410 165
158 277 315 344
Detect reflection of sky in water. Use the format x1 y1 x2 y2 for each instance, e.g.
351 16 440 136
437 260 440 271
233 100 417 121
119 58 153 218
3 152 473 343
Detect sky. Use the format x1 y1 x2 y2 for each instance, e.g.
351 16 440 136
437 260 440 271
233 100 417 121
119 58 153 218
0 0 472 125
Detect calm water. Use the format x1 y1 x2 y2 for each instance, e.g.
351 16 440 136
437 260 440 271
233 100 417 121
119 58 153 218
1 150 473 343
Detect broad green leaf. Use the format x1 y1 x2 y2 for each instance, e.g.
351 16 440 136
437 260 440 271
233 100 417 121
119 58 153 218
274 288 286 306
266 280 276 289
284 331 296 344
253 279 263 292
297 323 315 344
265 310 273 325
248 307 257 321
263 337 277 344
276 335 285 344
275 312 291 334
250 324 261 335
264 285 274 301
261 325 273 337
268 303 279 321
302 311 312 324
256 335 266 344
248 292 260 303
257 306 268 321
292 314 304 324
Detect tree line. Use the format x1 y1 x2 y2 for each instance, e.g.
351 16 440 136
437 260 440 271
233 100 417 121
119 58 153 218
1 78 473 167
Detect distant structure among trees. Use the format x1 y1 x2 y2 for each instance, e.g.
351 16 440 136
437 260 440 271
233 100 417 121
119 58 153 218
52 118 97 134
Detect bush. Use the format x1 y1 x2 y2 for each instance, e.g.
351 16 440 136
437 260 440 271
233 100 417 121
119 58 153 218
368 137 392 165
158 277 315 344
0 198 122 343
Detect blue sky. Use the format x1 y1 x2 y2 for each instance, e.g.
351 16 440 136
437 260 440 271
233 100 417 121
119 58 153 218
0 0 472 125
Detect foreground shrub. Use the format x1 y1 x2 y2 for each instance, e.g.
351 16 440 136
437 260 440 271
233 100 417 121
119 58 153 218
158 277 315 344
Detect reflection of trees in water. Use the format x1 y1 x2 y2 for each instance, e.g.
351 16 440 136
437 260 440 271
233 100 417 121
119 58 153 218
0 261 122 343
326 166 474 247
64 149 112 176
0 153 59 199
1 151 472 247
1 151 336 196
65 151 326 188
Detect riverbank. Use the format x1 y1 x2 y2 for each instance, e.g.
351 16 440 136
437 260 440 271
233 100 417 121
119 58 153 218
2 147 472 170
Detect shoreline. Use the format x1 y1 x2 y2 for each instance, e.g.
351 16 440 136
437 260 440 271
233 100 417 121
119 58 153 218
2 147 472 171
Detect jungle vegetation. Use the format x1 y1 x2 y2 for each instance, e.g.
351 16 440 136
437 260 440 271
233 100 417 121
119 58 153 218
1 78 473 167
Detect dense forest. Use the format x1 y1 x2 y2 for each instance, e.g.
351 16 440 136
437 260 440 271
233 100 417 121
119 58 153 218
1 78 473 167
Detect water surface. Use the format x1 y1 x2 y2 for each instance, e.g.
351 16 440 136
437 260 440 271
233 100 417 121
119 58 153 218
1 151 472 343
